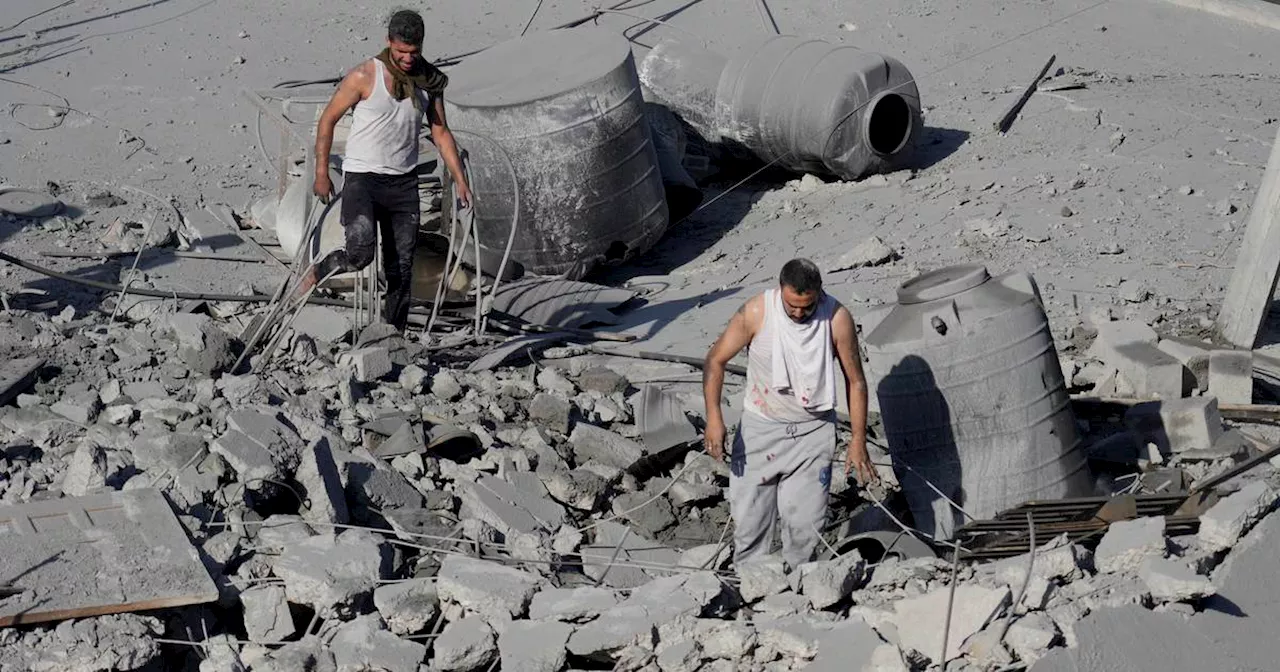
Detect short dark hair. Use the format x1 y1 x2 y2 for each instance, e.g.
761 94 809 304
779 258 822 294
388 9 425 46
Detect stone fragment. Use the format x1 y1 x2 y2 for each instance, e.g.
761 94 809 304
536 367 577 395
579 367 629 395
1207 350 1253 404
1095 516 1166 573
211 430 276 483
864 644 910 672
374 578 440 635
50 389 101 425
1003 612 1057 665
61 440 108 496
338 346 393 383
737 555 790 603
292 305 354 343
656 639 701 672
432 371 463 401
437 555 542 619
398 364 429 393
241 585 295 642
1087 321 1182 398
329 614 425 672
1140 556 1215 602
565 604 657 661
527 393 572 434
540 468 608 511
611 490 676 535
828 235 898 271
433 616 498 672
1124 396 1224 455
890 584 1010 663
580 521 682 588
570 423 645 469
529 585 620 622
792 555 864 609
272 530 389 617
295 439 349 525
1198 480 1280 551
163 313 237 376
498 619 573 672
254 515 314 553
695 620 758 659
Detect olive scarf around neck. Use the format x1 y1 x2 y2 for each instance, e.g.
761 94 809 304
374 48 449 113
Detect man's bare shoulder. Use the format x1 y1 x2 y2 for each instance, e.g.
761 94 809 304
733 293 766 333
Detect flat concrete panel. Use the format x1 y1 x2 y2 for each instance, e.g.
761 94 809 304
0 488 218 626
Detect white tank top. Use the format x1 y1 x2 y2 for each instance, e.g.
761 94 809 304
744 290 839 423
342 59 425 176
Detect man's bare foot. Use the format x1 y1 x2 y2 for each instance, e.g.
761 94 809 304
293 264 319 301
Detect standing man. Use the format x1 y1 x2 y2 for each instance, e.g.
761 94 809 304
300 9 472 331
703 258 877 569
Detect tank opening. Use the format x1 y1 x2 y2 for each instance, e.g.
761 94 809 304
866 92 913 156
604 241 629 262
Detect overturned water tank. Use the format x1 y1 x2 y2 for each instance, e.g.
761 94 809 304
444 29 669 279
863 265 1092 541
716 36 921 180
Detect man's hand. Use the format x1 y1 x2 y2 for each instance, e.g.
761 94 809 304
845 436 878 487
455 181 473 210
314 173 335 204
704 416 726 461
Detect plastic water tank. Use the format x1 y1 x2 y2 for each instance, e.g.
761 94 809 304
714 36 921 180
444 29 669 279
863 265 1091 540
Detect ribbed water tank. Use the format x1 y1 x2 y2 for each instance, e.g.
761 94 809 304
444 29 668 279
863 265 1092 541
715 36 921 180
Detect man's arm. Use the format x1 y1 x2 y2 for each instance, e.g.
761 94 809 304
832 305 877 485
702 295 761 460
428 96 472 208
313 64 369 202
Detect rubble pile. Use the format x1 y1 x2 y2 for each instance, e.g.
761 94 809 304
1 301 1278 672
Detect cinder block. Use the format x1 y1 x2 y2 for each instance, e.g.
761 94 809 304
1124 396 1224 455
1207 350 1253 404
338 347 393 383
1088 322 1184 398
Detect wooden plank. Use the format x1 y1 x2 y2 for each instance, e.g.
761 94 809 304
0 488 218 627
1216 126 1280 347
0 357 42 407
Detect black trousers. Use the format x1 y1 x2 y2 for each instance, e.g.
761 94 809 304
315 171 419 330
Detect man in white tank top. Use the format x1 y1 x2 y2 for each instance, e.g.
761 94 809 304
298 10 471 331
703 258 877 569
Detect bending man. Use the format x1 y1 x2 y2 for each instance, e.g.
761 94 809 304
301 9 471 330
703 258 876 569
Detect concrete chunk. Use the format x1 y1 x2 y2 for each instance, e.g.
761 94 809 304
695 620 758 659
1004 612 1057 665
581 521 681 588
808 618 888 671
241 585 296 643
570 423 645 469
374 578 439 635
540 468 608 511
498 619 573 672
61 440 108 496
51 390 101 425
295 439 349 525
1095 516 1167 573
611 490 676 535
579 367 629 395
1198 480 1280 551
793 555 865 609
433 616 498 672
565 604 657 661
1140 556 1215 602
528 393 572 434
292 305 354 343
211 429 276 483
330 613 425 672
1157 336 1212 391
437 555 542 619
1208 350 1253 404
272 530 389 618
737 555 790 603
338 346 394 382
1088 322 1182 398
529 586 620 622
1124 397 1224 455
890 584 1010 663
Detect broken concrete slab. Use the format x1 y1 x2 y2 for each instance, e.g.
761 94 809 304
1198 480 1280 551
1003 612 1058 666
271 530 389 618
432 616 498 672
253 515 314 553
1140 556 1215 602
60 439 108 496
329 613 425 672
793 554 865 609
737 554 791 603
580 520 682 588
527 392 572 434
1095 516 1167 573
295 438 349 525
373 578 439 635
1208 349 1253 404
695 620 759 659
1088 321 1184 398
50 389 101 426
540 468 608 511
807 617 891 671
240 585 295 642
497 619 573 672
338 346 393 383
1031 606 1239 672
1124 396 1224 455
437 555 542 619
890 584 1010 663
565 604 658 661
528 585 621 622
0 488 218 627
610 490 676 536
570 423 645 470
292 305 355 343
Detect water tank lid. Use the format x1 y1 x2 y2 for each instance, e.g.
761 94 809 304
446 28 632 108
896 264 990 305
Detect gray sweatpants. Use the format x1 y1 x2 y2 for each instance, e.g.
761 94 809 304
729 411 836 569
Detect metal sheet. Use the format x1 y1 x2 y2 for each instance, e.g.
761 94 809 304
635 385 699 453
0 488 218 626
489 277 635 329
468 332 569 372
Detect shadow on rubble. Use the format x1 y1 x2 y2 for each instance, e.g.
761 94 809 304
876 355 964 540
1200 594 1248 618
902 126 970 172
